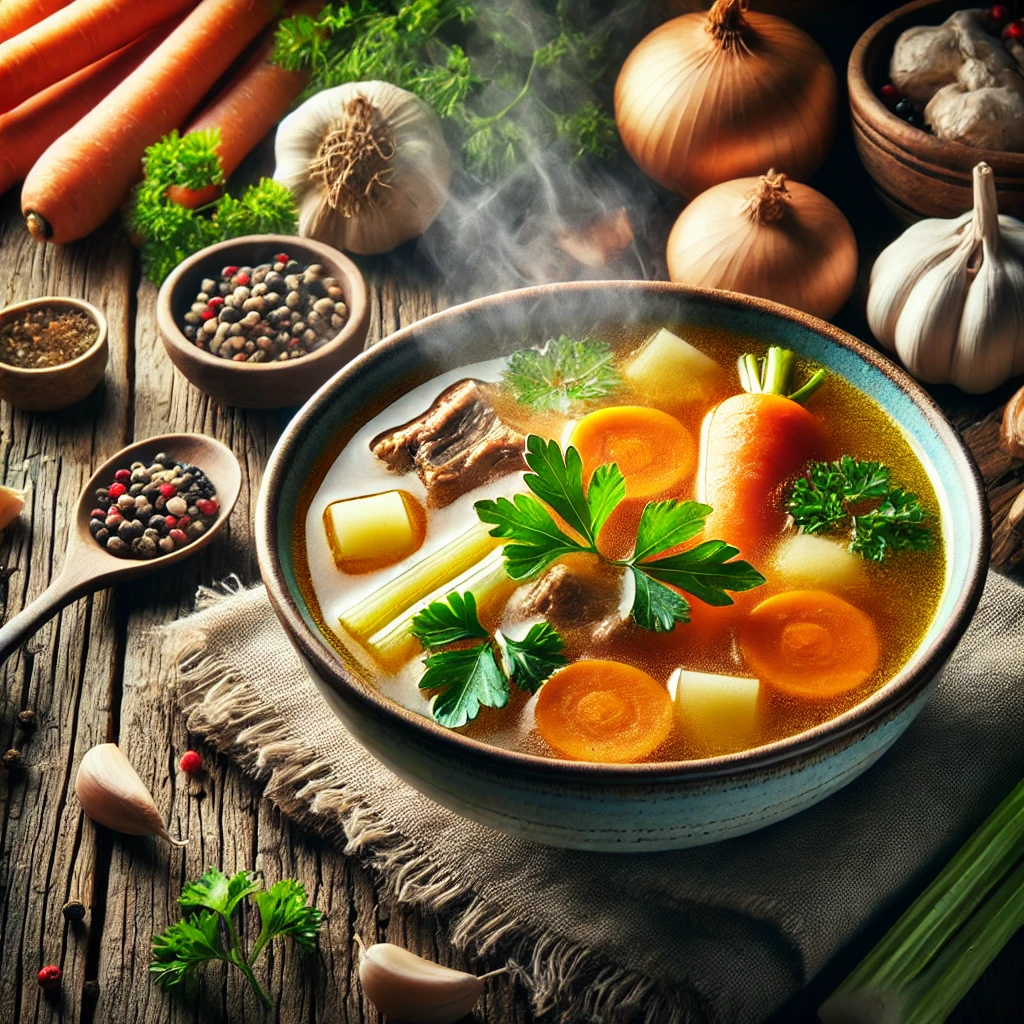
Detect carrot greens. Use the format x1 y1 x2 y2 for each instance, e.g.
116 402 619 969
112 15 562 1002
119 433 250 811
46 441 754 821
474 436 765 632
411 590 566 727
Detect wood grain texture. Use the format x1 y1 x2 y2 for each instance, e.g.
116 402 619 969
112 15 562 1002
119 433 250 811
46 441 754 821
0 161 1022 1024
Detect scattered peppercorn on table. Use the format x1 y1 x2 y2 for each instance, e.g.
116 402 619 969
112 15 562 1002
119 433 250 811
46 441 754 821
1 12 1024 1024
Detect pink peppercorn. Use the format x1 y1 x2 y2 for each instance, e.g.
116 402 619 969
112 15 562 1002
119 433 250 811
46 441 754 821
274 252 290 264
235 272 250 286
114 469 131 484
108 482 126 499
169 529 187 544
196 498 218 517
207 296 224 310
222 265 238 277
176 515 191 529
163 515 177 529
159 483 176 499
200 309 216 321
1004 20 1024 38
90 508 106 519
37 966 61 990
879 83 901 109
989 5 1011 26
179 750 202 774
107 505 119 516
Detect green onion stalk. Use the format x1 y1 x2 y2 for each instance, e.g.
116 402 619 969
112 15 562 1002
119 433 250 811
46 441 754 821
819 778 1024 1024
737 345 827 405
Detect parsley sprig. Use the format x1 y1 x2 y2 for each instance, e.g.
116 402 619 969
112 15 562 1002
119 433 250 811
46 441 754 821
786 456 934 562
273 1 630 179
474 436 765 632
503 336 622 413
129 130 298 284
411 590 567 728
151 868 322 1007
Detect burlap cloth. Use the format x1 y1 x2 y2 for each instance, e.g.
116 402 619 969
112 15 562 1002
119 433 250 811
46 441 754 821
162 570 1024 1024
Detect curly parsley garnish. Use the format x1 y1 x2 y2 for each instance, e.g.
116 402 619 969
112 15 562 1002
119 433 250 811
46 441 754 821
151 868 322 1007
786 456 934 562
411 590 567 728
474 436 765 632
503 336 623 414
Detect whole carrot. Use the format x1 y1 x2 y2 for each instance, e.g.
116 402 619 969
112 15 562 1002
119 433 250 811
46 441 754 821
167 16 313 210
698 346 826 560
0 0 71 43
22 0 283 245
0 22 176 197
0 0 197 115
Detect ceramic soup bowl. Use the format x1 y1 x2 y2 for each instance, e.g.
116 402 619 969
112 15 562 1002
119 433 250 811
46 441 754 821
256 283 989 852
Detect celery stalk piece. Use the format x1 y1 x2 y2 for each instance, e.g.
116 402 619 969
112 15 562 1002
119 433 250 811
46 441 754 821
819 778 1024 1024
339 521 500 641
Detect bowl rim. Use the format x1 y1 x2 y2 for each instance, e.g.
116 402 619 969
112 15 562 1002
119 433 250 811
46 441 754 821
848 0 1024 170
0 296 108 377
156 233 369 374
256 280 991 783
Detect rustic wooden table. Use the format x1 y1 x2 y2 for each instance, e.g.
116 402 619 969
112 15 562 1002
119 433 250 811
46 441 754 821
1 99 1023 1024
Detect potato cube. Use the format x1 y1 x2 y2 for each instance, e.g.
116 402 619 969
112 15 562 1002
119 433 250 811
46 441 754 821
668 668 760 754
323 490 425 573
623 328 724 406
773 532 864 590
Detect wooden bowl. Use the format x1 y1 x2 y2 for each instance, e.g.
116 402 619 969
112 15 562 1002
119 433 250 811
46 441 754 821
849 0 1024 221
156 234 370 409
0 297 107 411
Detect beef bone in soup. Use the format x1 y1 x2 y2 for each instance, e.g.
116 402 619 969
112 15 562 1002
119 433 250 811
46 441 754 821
297 326 945 764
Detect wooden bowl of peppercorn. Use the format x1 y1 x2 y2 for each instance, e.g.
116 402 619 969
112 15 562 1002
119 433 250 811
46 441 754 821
156 234 370 409
0 296 108 412
850 0 1024 221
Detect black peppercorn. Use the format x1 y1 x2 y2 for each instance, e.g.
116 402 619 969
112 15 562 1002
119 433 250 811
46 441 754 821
62 900 87 923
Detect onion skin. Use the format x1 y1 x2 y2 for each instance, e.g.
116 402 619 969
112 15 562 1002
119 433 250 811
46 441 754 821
666 171 857 320
614 2 838 198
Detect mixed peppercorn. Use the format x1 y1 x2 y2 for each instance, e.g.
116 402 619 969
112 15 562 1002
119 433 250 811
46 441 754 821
89 453 218 559
180 253 348 362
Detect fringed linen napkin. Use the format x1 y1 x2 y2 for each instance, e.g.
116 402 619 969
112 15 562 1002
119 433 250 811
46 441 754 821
162 571 1024 1024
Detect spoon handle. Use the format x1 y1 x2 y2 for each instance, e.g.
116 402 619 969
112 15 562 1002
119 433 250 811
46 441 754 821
0 565 94 667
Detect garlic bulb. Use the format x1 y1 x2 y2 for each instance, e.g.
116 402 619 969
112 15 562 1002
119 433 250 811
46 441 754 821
75 743 187 846
357 938 507 1024
274 81 451 255
868 162 1024 394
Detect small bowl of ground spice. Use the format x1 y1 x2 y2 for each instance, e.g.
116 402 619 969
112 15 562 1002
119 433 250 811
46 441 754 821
157 234 369 409
0 297 107 411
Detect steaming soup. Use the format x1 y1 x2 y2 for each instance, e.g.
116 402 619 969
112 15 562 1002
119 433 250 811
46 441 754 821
297 325 945 764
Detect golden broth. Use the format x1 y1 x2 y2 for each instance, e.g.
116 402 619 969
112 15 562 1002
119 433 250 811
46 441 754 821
294 323 946 763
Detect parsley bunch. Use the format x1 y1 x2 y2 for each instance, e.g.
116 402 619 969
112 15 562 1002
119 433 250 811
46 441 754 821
129 130 298 284
503 336 622 414
151 867 322 1007
411 590 566 727
786 456 934 562
474 436 765 632
273 0 630 179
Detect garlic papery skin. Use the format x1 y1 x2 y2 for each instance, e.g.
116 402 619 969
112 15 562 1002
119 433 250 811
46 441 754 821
274 81 451 255
75 743 187 847
357 939 506 1024
0 484 27 530
867 162 1024 394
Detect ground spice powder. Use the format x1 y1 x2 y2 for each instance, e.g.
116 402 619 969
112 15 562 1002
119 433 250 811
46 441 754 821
0 307 98 368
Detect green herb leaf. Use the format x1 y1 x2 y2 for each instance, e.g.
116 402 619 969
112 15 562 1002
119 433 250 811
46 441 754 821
787 457 934 561
253 879 324 951
641 541 767 607
632 499 711 562
410 590 489 646
522 435 595 543
498 622 567 693
586 461 627 541
179 868 260 919
474 492 587 580
503 336 623 414
151 910 228 990
419 644 510 728
629 566 691 632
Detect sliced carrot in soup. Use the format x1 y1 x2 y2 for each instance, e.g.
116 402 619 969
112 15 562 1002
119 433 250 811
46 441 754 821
739 589 879 700
535 659 674 763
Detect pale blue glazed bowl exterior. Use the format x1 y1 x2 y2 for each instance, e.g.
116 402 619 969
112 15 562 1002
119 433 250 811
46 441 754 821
256 283 989 852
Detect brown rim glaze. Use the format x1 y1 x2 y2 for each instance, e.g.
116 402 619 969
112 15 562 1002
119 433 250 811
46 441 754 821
157 234 370 409
848 0 1024 219
256 282 990 784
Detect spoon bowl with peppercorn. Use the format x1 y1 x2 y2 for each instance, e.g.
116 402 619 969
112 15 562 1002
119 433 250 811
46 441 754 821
0 433 241 666
157 234 369 409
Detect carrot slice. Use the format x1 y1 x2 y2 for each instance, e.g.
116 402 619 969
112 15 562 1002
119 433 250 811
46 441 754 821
738 589 880 700
535 659 674 763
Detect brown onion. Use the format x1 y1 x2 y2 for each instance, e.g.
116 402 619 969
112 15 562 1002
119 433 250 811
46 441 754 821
666 169 857 319
614 0 838 198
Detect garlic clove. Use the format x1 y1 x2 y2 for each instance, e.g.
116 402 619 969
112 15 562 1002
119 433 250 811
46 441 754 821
1003 385 1024 460
0 484 28 531
75 743 187 847
357 940 505 1024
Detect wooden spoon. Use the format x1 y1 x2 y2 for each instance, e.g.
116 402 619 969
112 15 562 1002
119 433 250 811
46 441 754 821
0 433 241 666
